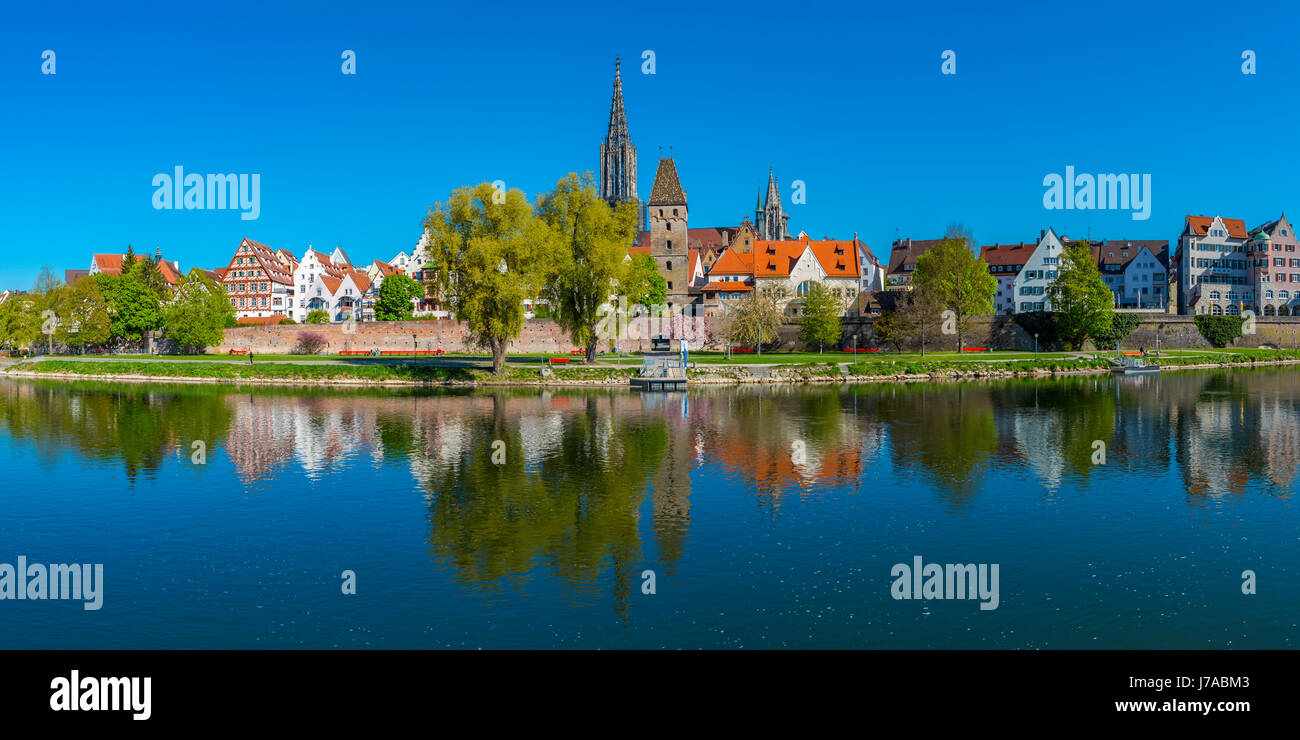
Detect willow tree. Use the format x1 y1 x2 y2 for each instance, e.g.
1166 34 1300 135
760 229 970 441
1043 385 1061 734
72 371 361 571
910 224 996 351
423 182 556 373
537 173 639 362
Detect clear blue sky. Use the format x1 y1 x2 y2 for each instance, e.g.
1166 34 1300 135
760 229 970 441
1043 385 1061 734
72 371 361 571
2 0 1297 290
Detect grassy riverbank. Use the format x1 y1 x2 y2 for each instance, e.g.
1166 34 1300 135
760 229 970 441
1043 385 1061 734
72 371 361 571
8 348 1300 387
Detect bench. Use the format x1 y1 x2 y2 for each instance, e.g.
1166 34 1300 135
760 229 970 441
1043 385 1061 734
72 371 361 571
1121 351 1142 356
337 350 370 355
962 347 988 352
227 349 247 355
842 348 880 353
734 348 755 353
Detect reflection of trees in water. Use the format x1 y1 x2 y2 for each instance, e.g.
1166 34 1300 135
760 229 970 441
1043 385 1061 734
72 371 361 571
0 380 232 483
420 392 672 620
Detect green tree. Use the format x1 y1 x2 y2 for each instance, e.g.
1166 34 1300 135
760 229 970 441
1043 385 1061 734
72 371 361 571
423 182 557 373
122 244 138 273
129 255 170 299
93 272 161 342
54 277 111 352
33 265 61 294
0 295 42 355
375 273 420 321
163 269 235 353
727 291 781 354
621 252 667 309
537 173 639 362
910 224 996 351
797 281 842 353
1048 239 1113 350
305 309 331 324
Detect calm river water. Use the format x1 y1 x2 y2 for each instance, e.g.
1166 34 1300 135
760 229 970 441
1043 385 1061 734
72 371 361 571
1 371 1296 648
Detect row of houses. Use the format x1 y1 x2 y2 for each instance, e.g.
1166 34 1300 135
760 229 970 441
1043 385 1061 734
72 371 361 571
68 237 446 324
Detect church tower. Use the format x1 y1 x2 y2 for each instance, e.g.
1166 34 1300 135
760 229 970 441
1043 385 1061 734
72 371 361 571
647 157 689 312
755 168 790 241
599 58 641 226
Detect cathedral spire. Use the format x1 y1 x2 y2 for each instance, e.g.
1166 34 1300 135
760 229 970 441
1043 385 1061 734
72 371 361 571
600 57 638 215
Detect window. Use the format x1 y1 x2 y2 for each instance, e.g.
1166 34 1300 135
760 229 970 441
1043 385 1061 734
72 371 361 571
666 261 672 271
666 240 672 250
667 282 673 290
672 209 678 216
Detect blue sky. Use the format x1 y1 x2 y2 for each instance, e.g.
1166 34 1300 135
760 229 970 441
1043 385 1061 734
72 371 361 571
1 0 1296 289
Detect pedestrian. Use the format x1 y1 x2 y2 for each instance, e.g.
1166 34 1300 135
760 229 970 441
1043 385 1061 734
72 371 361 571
249 350 254 365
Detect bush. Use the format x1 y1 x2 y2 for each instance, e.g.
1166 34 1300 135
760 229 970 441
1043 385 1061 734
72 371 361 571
278 317 297 325
292 331 328 355
1194 315 1246 348
305 309 330 324
1090 313 1141 348
1012 311 1061 349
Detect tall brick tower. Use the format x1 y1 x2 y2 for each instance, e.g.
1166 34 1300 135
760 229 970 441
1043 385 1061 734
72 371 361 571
647 157 689 312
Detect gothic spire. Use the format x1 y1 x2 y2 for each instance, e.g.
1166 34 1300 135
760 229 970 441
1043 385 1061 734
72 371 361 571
606 57 628 146
599 57 638 210
765 167 779 206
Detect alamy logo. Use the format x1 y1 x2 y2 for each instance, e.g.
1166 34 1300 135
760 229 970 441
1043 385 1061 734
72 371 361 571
1043 165 1151 221
152 166 260 220
50 670 151 720
891 555 1000 610
0 555 103 610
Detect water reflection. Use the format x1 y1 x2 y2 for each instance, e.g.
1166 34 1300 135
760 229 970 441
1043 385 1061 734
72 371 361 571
2 371 1296 600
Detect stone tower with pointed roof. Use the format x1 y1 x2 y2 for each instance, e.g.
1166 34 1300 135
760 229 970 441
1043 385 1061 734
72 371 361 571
599 58 641 227
755 168 790 241
648 157 689 311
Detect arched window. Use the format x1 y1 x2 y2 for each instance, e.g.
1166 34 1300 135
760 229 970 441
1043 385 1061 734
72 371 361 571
1282 290 1291 299
665 261 672 271
1209 291 1221 299
796 280 814 297
1266 290 1274 299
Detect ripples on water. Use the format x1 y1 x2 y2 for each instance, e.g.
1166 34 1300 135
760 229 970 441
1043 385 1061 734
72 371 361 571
0 370 1296 648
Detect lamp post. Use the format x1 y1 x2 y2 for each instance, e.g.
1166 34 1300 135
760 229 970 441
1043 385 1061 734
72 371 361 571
1034 333 1038 358
412 333 417 359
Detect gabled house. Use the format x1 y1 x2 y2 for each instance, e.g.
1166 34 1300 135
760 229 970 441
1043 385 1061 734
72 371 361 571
218 238 296 319
1176 215 1250 315
979 241 1034 314
750 234 861 318
1011 228 1066 312
1250 214 1299 316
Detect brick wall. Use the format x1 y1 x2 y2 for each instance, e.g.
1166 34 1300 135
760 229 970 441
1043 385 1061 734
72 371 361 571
216 319 582 355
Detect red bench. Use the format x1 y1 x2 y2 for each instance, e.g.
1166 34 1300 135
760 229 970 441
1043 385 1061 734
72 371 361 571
1121 351 1141 356
378 349 446 355
337 350 370 355
227 349 247 355
843 348 880 353
734 348 755 353
962 347 988 352
569 350 585 355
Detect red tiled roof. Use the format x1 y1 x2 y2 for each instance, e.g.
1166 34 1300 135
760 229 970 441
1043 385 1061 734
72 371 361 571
979 242 1034 267
887 238 965 275
752 236 860 279
628 245 651 258
1185 215 1248 239
701 281 752 292
93 254 124 274
708 248 755 275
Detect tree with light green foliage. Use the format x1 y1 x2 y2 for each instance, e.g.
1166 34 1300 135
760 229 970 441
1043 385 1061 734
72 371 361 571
797 281 842 353
53 277 111 352
305 309 331 324
537 173 639 362
1048 239 1113 350
374 273 420 321
910 223 996 351
727 291 781 354
92 272 161 342
33 265 61 294
163 269 235 353
622 252 667 309
423 182 557 373
0 294 42 355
